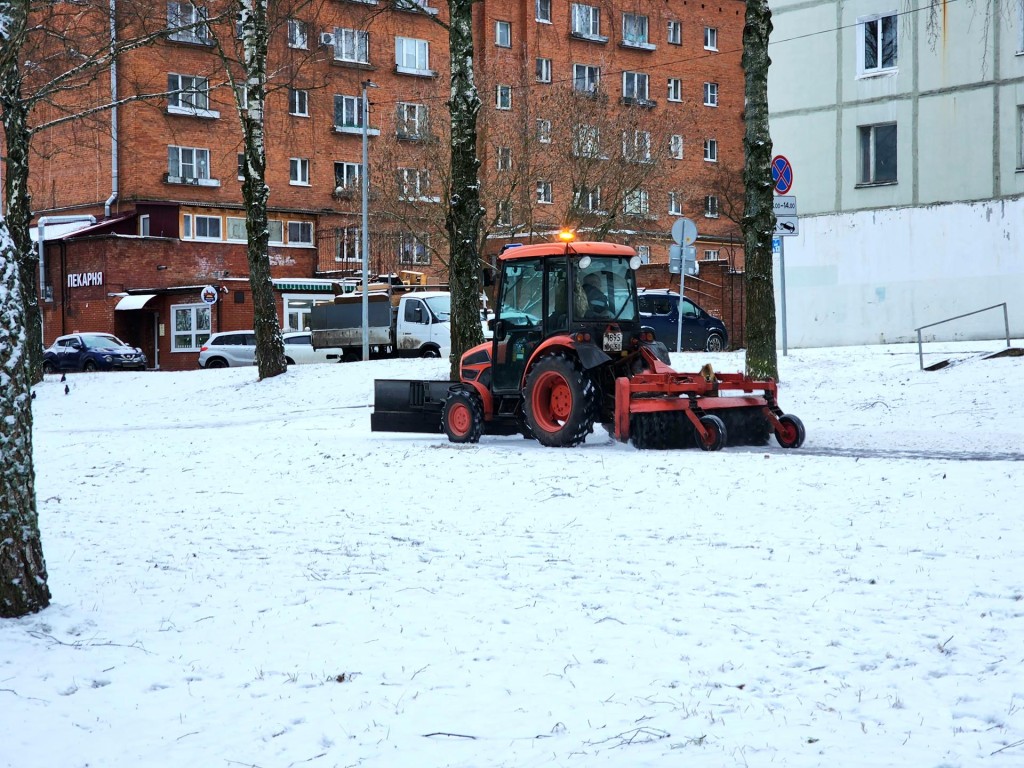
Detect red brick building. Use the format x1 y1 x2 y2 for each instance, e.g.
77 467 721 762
26 0 747 370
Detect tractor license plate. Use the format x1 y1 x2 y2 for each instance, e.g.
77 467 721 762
603 331 623 352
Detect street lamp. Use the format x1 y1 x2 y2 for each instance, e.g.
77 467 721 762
360 80 377 362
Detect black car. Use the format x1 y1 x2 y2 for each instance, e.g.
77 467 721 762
42 333 147 373
638 289 728 352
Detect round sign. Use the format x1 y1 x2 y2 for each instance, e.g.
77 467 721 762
671 218 698 246
200 285 219 305
771 155 794 194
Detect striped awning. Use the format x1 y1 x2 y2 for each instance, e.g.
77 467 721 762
272 280 336 293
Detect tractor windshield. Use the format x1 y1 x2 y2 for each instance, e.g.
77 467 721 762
572 256 638 323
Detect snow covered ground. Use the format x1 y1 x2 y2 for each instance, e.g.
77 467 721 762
3 340 1023 768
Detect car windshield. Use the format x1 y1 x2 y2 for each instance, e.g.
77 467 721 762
423 294 451 321
81 334 127 348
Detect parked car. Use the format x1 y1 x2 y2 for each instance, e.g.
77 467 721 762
199 330 344 368
42 333 146 373
637 289 728 352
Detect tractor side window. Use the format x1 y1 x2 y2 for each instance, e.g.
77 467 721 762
546 260 569 332
498 258 543 328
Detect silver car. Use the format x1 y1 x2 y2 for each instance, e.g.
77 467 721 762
199 330 343 368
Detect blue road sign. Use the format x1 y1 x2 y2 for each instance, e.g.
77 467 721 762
771 155 794 194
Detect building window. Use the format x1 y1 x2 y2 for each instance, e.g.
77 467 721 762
172 304 211 351
167 145 213 184
290 158 310 186
537 119 551 143
622 71 650 103
399 168 433 200
858 13 897 75
573 64 600 94
237 153 245 180
287 19 307 49
624 189 649 216
704 195 719 218
399 233 430 264
667 20 681 45
139 215 150 236
536 57 552 83
167 73 215 116
1017 105 1024 170
334 161 360 192
183 213 222 240
167 2 210 45
704 26 718 51
667 78 682 102
334 28 369 64
496 84 512 110
536 180 552 204
536 0 551 23
704 82 718 107
574 186 602 212
670 134 684 159
496 201 513 226
226 217 246 242
288 221 314 245
496 146 512 171
622 13 651 48
268 220 284 244
334 95 378 135
858 123 898 183
668 192 682 215
495 20 511 47
335 226 362 263
704 138 718 162
396 102 428 139
289 88 308 117
571 4 603 40
636 245 650 264
623 129 651 163
572 124 600 157
703 249 720 261
396 37 432 76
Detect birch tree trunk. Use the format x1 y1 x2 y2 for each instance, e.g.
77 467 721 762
238 0 285 380
0 217 51 617
741 0 779 381
445 0 484 378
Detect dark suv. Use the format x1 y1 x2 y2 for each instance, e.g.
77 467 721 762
637 289 728 352
42 333 147 373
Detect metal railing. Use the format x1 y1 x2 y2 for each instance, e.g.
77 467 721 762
914 302 1010 370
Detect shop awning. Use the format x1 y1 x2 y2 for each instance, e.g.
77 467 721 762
115 294 157 311
272 279 336 292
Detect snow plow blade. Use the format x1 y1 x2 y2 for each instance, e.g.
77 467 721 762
370 379 453 434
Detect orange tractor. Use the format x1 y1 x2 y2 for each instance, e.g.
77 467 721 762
371 240 805 451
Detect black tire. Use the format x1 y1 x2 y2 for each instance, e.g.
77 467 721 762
775 414 806 449
82 360 97 373
205 358 228 369
697 414 727 451
705 333 725 353
285 357 295 366
42 360 56 375
523 353 596 447
442 389 484 444
421 346 442 359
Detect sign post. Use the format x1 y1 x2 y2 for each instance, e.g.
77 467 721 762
670 218 698 354
770 181 798 357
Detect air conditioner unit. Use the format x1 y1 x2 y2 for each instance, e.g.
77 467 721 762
319 32 335 47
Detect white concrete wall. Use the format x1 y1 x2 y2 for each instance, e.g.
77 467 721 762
774 197 1024 347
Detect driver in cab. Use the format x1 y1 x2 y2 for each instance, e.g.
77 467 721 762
582 273 609 317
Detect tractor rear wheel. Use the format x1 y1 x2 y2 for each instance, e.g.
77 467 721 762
696 415 727 451
524 353 595 447
442 389 484 444
774 414 806 449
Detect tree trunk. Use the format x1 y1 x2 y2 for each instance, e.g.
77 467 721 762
0 218 51 618
239 0 285 380
741 0 779 381
445 0 484 379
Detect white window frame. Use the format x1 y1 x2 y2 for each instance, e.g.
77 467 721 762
574 186 602 212
396 37 432 76
287 19 307 49
858 122 898 184
573 64 600 94
334 94 379 136
334 161 361 192
167 2 210 45
857 12 898 76
496 201 513 227
396 102 428 139
622 71 650 102
622 13 652 49
287 221 314 246
226 217 247 242
172 303 211 352
703 249 720 261
667 78 682 102
334 27 369 64
571 4 604 41
268 220 284 245
167 145 217 186
139 214 150 236
537 119 552 143
572 124 601 158
399 233 430 265
496 146 512 171
334 226 363 263
399 168 437 202
704 82 718 107
624 189 649 216
668 192 682 215
670 134 684 159
536 0 551 23
495 20 511 47
623 129 651 163
290 157 310 186
704 26 718 51
237 153 245 181
496 84 512 110
183 213 222 241
289 88 309 117
167 73 218 118
704 138 718 162
668 20 681 46
536 57 552 83
636 245 650 264
704 195 719 218
536 180 553 204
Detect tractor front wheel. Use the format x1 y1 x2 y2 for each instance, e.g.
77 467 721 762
442 389 484 444
774 414 806 449
524 353 595 447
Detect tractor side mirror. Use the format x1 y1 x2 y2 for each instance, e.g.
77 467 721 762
494 319 508 340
